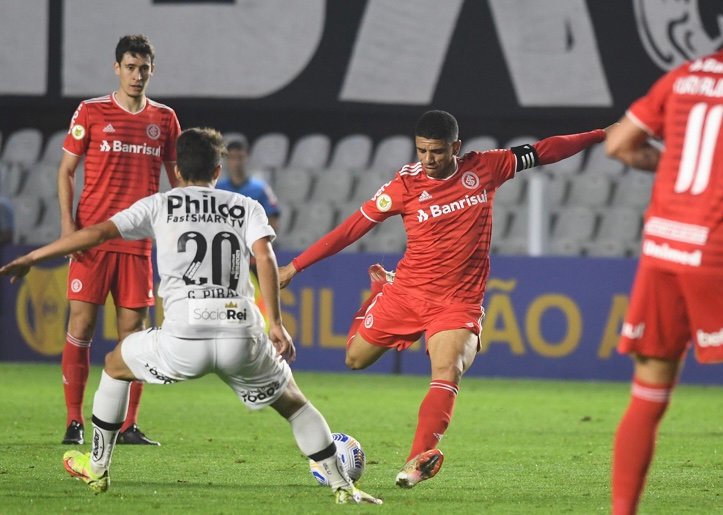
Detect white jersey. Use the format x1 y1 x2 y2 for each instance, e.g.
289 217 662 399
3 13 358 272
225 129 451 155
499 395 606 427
111 185 275 339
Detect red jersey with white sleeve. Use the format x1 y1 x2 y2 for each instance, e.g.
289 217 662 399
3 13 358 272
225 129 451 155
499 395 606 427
627 50 723 273
63 93 181 256
292 129 604 305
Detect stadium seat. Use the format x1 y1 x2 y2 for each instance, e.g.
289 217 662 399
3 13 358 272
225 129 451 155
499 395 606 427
248 132 289 172
287 134 331 171
39 129 68 164
549 206 597 255
367 135 414 173
291 204 337 237
273 168 315 204
584 239 628 257
490 205 509 250
548 238 585 256
328 134 373 172
494 175 526 206
543 174 568 207
10 195 43 244
350 171 393 204
460 135 498 155
362 216 406 252
582 143 626 176
277 231 320 251
0 163 25 197
610 170 654 209
308 170 355 205
596 206 641 243
542 149 585 175
19 162 58 199
363 231 406 253
495 208 533 255
566 173 612 207
26 200 60 244
1 128 43 167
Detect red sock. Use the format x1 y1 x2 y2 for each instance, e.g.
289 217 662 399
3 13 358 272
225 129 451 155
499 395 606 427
121 381 144 432
61 334 91 425
612 379 673 515
407 380 459 461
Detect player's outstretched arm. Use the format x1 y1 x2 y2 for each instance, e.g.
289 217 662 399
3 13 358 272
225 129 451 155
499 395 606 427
532 128 607 166
605 116 660 172
0 220 120 283
289 211 376 275
253 237 296 364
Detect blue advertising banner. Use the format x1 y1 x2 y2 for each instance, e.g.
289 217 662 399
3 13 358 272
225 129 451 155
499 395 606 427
0 245 720 384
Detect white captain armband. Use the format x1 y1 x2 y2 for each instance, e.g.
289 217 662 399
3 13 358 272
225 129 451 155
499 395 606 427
511 144 539 172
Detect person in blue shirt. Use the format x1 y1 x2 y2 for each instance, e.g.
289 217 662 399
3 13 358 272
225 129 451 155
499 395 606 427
217 137 280 231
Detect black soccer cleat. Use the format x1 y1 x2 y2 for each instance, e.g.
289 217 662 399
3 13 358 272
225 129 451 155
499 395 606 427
116 424 161 446
62 420 85 445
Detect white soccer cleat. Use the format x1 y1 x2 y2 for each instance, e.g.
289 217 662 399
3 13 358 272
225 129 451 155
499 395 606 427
395 449 444 489
368 263 395 284
334 485 383 505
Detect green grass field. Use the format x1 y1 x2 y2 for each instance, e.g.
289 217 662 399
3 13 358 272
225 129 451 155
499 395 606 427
0 363 720 514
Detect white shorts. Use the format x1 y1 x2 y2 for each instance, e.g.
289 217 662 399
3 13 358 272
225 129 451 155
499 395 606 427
121 327 293 410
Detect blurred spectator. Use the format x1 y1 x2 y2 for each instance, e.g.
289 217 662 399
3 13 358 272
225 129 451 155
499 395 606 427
217 137 281 232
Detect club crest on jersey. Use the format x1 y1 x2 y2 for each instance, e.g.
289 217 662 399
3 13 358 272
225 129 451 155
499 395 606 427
376 193 392 212
70 279 83 293
364 313 374 328
71 125 85 140
146 124 161 140
461 171 479 190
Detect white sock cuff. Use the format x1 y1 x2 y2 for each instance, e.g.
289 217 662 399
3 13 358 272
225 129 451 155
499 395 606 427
288 401 333 457
92 371 131 424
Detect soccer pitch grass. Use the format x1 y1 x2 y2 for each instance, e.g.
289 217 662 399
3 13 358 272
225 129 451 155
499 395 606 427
0 363 720 514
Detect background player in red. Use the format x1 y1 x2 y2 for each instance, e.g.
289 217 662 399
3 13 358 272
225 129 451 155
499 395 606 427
57 34 180 445
280 110 607 488
606 49 723 515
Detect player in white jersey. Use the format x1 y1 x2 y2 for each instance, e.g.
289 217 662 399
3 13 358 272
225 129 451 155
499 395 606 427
0 128 381 505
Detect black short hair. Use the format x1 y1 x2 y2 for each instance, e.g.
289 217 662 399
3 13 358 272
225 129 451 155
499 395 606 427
415 110 459 142
226 136 249 152
115 34 155 64
176 128 227 182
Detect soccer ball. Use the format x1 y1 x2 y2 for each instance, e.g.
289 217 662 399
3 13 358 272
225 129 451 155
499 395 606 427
309 432 366 485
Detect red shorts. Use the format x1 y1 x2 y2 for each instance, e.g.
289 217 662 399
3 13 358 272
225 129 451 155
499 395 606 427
67 249 154 308
618 266 723 364
358 284 484 351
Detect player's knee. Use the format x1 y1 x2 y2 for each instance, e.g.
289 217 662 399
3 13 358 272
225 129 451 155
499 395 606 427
431 363 463 383
344 353 368 370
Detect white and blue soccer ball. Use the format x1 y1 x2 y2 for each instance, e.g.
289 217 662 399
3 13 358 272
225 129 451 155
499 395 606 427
309 432 366 485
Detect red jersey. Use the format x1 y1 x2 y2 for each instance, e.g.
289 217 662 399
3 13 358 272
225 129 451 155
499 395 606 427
63 93 181 256
627 50 723 273
292 130 604 304
360 151 517 304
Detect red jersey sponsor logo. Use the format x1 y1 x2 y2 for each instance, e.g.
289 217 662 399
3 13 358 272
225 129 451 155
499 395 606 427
417 190 489 222
697 328 723 348
99 139 162 157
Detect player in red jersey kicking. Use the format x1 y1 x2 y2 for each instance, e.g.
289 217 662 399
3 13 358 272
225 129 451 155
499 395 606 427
606 48 723 515
57 35 181 445
280 110 608 488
